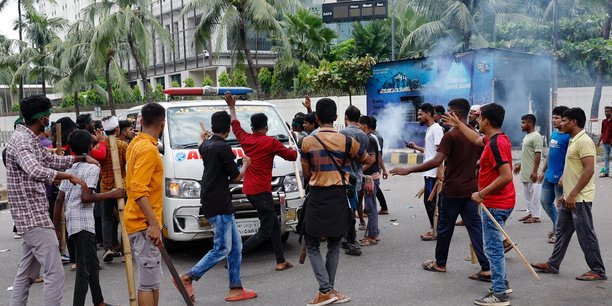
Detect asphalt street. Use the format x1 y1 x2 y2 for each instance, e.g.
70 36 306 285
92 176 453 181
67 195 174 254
0 166 611 306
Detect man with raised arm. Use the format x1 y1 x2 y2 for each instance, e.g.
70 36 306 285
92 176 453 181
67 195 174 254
444 103 515 306
224 92 298 271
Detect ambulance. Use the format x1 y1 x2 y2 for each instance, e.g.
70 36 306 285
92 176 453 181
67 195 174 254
124 87 303 251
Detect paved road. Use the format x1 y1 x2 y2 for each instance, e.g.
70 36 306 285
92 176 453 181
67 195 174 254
1 171 611 306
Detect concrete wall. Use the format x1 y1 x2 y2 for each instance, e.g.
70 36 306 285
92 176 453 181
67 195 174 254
557 87 612 134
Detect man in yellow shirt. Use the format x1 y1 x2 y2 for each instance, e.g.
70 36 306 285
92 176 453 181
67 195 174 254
124 102 166 305
531 107 606 281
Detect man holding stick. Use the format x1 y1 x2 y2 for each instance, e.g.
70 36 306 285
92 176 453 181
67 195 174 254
444 103 515 306
177 111 257 302
7 95 99 306
391 98 490 280
224 93 298 271
124 102 166 305
531 107 606 281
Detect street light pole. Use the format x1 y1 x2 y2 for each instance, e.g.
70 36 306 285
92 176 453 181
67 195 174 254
391 0 395 61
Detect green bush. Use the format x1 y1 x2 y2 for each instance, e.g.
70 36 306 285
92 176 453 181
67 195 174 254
12 103 20 112
171 80 180 88
258 67 272 94
202 75 214 86
183 77 195 87
153 84 165 102
233 69 248 87
132 86 143 103
218 71 231 87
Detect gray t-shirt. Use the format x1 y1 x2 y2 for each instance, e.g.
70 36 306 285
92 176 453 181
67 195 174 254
340 125 369 185
59 163 100 236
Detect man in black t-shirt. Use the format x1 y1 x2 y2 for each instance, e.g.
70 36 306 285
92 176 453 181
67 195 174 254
391 99 490 279
358 116 381 246
178 111 257 303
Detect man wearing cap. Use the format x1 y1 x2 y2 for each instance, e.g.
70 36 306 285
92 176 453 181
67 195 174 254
224 92 298 271
99 116 129 263
7 95 99 306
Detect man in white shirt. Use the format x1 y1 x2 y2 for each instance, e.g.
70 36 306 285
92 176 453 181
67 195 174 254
406 103 444 241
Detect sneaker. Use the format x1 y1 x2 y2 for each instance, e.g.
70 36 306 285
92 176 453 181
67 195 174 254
345 247 362 256
307 291 338 306
103 249 114 263
547 232 556 244
488 280 513 295
341 241 350 250
61 255 70 264
474 292 510 306
13 234 21 239
599 173 609 178
331 289 351 303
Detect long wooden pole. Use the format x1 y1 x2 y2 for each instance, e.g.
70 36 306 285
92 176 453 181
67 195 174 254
109 135 137 306
479 204 540 280
56 123 67 254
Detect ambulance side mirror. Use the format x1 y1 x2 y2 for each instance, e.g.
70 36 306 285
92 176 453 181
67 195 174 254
157 141 164 155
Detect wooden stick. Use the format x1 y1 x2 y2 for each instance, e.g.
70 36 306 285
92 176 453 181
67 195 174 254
199 121 206 132
470 243 478 265
109 135 137 306
157 243 195 306
415 187 424 198
55 123 67 254
288 132 305 198
430 180 441 239
479 204 540 280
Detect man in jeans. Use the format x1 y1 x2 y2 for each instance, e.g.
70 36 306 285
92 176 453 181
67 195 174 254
53 129 125 306
178 111 257 302
538 106 570 244
598 106 611 177
225 93 298 271
531 107 606 281
370 117 390 214
339 105 374 256
301 98 370 306
514 114 543 224
391 98 490 280
7 95 99 306
445 103 516 306
358 115 382 246
99 115 129 262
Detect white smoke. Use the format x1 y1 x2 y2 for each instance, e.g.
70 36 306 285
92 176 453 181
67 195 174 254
375 103 411 153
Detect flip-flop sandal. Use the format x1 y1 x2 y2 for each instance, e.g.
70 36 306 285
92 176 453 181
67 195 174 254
420 234 435 241
34 276 44 283
468 271 492 282
173 276 195 302
422 260 446 272
225 288 258 302
275 262 294 271
576 271 608 281
359 224 367 231
530 263 558 274
359 239 377 247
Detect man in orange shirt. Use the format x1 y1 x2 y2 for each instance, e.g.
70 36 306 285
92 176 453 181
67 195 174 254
124 103 165 306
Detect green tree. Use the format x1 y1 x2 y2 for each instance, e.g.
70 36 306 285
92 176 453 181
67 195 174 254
352 20 392 61
183 0 297 99
308 56 377 105
84 0 172 103
132 85 143 102
218 71 231 87
183 77 195 87
202 75 214 86
258 67 272 96
233 69 248 87
152 84 165 102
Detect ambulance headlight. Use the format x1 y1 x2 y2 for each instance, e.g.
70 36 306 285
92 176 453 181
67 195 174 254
166 179 201 198
283 175 298 193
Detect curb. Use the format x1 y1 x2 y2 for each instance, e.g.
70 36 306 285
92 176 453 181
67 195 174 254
384 151 424 166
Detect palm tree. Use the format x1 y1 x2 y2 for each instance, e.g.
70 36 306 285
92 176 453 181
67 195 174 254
274 7 337 75
400 0 530 54
0 11 66 96
183 0 297 99
83 0 171 103
352 20 392 61
590 0 611 120
395 7 428 59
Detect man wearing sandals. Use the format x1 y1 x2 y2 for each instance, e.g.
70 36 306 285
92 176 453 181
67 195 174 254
358 115 383 246
390 99 491 280
513 114 543 224
531 107 607 281
444 103 515 306
405 103 444 241
178 110 257 302
300 98 370 306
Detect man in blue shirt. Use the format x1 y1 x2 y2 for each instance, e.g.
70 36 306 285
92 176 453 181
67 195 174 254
537 106 570 244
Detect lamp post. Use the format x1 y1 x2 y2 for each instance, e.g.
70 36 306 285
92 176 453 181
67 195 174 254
391 0 395 61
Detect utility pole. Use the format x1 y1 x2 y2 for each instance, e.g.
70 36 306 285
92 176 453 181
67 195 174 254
391 0 395 61
551 0 559 107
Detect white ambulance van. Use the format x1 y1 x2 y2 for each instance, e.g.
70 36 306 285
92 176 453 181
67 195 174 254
124 87 303 251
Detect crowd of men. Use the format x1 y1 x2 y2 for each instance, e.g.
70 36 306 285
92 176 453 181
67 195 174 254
3 93 609 306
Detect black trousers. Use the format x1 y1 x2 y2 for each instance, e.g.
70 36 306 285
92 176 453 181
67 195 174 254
435 195 489 270
72 230 104 306
242 192 286 264
377 188 388 211
423 177 438 227
102 199 119 250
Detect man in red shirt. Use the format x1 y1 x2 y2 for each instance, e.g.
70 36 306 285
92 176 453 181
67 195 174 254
225 93 298 271
598 106 612 177
445 103 515 306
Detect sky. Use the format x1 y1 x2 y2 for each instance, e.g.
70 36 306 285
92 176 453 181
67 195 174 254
0 1 19 40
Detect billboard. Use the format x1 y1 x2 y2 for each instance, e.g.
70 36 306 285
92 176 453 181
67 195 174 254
322 0 388 23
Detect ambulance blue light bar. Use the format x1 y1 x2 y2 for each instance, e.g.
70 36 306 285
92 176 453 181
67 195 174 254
163 86 253 96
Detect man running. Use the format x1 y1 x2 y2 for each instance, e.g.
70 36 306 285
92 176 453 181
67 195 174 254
531 107 606 281
7 95 98 306
225 93 297 271
178 111 257 303
444 103 515 306
391 98 490 280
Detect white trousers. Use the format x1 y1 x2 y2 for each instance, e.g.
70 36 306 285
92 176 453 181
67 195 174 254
523 182 542 218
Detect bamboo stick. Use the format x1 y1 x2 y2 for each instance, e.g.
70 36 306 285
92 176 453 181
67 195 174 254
288 132 305 198
479 204 540 280
470 243 478 265
56 123 67 254
109 135 137 306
